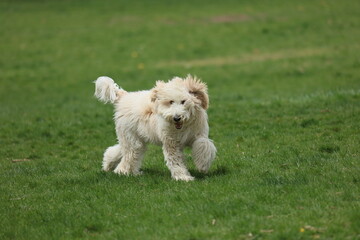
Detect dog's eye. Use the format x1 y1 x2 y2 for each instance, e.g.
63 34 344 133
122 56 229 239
169 100 174 104
181 100 186 105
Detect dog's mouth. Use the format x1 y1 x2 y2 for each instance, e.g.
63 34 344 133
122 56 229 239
175 122 183 129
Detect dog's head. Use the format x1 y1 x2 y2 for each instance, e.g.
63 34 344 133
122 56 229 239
150 75 209 130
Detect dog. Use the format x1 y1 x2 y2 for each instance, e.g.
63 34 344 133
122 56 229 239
94 75 216 181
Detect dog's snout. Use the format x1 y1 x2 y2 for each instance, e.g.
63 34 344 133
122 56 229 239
173 115 181 122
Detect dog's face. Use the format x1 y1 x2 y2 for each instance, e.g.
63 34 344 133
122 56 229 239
151 75 209 130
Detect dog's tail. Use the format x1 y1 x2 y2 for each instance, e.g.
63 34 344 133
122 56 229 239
94 76 127 104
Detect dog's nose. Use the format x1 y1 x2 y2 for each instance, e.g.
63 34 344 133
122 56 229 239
173 115 181 122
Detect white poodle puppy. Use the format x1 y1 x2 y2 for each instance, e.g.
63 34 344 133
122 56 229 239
94 75 216 181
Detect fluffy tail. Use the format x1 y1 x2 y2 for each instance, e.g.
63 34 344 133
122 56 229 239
94 76 126 104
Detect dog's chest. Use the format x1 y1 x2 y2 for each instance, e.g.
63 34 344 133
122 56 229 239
169 127 196 146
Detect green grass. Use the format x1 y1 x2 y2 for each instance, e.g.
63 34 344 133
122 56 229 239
1 0 360 239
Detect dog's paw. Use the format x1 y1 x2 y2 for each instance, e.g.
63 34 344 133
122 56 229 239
102 165 110 172
113 169 131 176
102 163 115 172
173 175 195 182
113 163 131 175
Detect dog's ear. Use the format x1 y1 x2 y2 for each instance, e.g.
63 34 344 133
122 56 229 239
184 75 209 110
150 80 165 102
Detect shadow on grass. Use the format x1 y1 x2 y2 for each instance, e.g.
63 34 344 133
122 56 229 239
142 165 229 180
190 165 229 180
88 165 229 184
103 164 231 182
142 168 170 180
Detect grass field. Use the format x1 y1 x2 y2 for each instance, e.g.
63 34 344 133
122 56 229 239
1 0 360 239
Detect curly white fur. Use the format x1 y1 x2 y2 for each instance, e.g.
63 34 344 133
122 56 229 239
94 75 216 181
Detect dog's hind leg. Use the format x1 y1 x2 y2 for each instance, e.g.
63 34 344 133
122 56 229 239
192 137 216 173
102 144 122 171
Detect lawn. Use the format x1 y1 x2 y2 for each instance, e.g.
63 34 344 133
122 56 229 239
1 0 360 239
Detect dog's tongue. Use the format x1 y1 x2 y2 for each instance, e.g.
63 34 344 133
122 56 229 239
175 122 182 129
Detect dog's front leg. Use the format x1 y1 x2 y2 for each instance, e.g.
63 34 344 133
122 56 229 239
192 137 216 173
163 141 194 181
